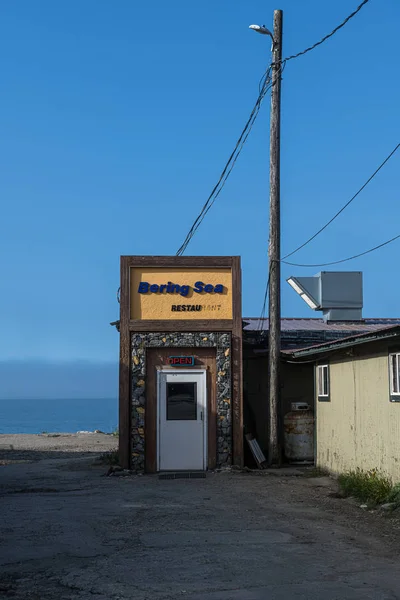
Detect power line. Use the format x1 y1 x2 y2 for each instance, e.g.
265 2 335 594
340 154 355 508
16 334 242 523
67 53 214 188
176 62 286 256
258 268 271 332
257 279 270 344
177 1 372 269
283 142 400 260
283 0 371 63
176 65 273 256
254 257 272 344
176 1 371 256
282 232 400 268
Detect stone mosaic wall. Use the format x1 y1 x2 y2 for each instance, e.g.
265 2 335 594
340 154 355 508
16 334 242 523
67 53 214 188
131 332 232 472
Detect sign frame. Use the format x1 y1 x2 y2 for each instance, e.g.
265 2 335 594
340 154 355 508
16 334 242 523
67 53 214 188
118 255 242 471
122 256 239 331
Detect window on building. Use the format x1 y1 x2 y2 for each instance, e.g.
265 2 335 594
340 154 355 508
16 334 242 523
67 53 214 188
317 364 330 400
389 353 400 398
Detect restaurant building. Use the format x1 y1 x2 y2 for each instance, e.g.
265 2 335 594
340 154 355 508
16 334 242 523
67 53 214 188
117 259 400 474
117 256 243 472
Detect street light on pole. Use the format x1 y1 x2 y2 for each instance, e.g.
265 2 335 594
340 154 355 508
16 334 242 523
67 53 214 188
249 24 274 40
250 11 283 466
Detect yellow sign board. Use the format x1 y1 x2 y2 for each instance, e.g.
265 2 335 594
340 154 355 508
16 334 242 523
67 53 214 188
130 267 233 320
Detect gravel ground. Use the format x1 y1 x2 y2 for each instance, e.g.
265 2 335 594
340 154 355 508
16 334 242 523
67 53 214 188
1 436 400 599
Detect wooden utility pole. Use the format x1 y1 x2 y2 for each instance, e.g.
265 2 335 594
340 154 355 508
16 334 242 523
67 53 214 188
268 9 283 466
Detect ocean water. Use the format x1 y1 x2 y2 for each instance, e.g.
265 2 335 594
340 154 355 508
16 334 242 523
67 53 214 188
0 398 118 434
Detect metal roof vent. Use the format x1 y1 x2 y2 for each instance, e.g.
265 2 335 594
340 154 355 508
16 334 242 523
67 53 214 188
287 271 363 322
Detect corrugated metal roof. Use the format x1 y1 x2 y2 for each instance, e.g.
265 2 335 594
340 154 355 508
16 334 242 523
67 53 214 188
283 325 400 358
243 318 400 333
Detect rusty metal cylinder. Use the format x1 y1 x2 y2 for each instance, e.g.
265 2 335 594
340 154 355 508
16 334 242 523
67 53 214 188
284 402 314 463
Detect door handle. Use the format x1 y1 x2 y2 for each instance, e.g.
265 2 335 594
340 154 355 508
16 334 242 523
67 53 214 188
200 411 203 421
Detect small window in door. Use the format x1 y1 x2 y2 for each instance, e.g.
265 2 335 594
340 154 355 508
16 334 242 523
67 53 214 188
166 382 197 420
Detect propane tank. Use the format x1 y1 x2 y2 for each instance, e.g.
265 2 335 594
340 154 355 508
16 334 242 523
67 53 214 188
284 402 314 463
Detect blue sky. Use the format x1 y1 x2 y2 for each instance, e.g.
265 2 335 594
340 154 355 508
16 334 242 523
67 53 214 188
0 0 399 370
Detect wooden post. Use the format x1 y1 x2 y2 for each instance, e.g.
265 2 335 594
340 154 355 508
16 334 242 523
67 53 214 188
268 9 283 466
118 257 131 470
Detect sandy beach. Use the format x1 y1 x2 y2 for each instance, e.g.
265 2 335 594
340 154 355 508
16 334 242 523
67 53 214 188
0 432 117 464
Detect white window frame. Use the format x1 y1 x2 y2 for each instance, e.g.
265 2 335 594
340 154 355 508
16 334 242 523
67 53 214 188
389 353 400 397
317 364 329 398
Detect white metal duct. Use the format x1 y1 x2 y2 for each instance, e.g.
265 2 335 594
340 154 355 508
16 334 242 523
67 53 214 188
287 271 363 322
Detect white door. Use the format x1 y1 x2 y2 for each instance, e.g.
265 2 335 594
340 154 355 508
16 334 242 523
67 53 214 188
158 371 207 471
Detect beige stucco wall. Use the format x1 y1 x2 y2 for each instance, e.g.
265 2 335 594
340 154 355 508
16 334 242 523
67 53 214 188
316 348 400 482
